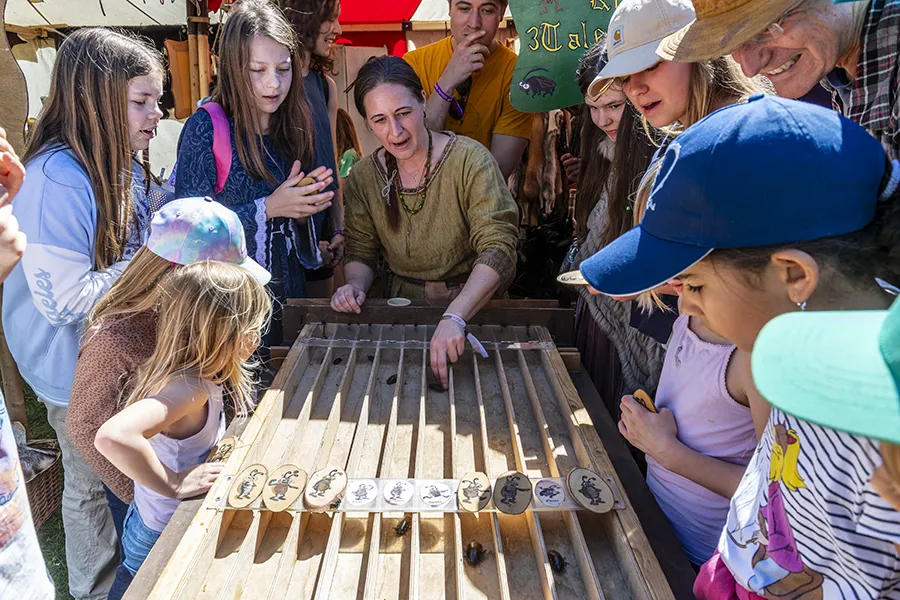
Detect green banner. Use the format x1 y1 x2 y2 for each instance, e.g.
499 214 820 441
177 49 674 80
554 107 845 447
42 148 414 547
508 0 616 112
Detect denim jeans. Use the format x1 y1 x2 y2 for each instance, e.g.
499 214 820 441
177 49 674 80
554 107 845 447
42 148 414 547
104 486 131 600
107 504 162 600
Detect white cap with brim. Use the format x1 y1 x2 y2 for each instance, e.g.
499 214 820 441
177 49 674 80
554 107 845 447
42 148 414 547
587 0 695 94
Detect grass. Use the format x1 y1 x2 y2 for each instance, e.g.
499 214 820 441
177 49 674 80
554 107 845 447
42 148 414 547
21 383 70 600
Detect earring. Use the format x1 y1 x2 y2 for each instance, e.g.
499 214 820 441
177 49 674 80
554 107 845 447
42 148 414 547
797 301 807 311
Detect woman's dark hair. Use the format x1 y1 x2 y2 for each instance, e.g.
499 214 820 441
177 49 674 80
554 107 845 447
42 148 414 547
574 40 659 245
351 56 426 232
709 157 900 300
336 107 362 158
277 0 340 73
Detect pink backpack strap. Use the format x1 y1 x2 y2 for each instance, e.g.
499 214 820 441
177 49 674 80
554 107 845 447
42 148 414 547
199 102 232 194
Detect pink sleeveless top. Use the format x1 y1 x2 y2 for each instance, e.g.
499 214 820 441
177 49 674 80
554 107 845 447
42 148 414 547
645 314 756 565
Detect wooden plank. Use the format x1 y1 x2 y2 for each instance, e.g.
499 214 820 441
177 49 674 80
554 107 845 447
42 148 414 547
534 328 676 600
487 327 557 600
282 300 575 347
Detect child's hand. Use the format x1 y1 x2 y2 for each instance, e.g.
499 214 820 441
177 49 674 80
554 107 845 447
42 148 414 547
618 395 679 462
265 161 334 220
0 128 25 206
174 462 224 499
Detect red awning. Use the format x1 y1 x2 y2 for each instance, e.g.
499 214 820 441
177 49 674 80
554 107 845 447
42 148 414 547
339 0 422 25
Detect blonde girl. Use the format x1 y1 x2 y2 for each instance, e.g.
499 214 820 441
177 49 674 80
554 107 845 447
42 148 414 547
67 198 270 596
175 0 332 346
96 260 272 598
580 96 900 599
1 27 165 599
588 0 764 135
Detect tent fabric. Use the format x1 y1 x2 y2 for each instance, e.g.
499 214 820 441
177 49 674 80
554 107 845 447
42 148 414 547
340 0 421 25
5 0 221 27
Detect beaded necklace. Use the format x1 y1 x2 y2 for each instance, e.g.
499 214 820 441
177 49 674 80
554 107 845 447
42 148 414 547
393 130 433 216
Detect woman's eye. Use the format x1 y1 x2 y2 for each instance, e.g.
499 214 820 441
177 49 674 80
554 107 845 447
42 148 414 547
250 68 264 73
646 63 660 72
608 103 622 110
622 75 631 84
685 284 703 293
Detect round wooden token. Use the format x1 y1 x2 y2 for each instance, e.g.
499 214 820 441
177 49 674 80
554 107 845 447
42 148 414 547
228 464 268 509
633 389 658 413
492 471 533 515
262 464 307 512
567 468 614 514
556 270 588 286
383 479 414 506
305 467 348 513
297 176 316 187
346 479 378 507
419 482 453 508
457 471 491 513
534 479 566 507
207 436 237 463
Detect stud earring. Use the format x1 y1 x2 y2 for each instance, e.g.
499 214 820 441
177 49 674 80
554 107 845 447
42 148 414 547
797 301 807 311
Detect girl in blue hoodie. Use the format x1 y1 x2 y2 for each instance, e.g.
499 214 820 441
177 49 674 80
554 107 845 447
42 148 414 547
1 28 166 600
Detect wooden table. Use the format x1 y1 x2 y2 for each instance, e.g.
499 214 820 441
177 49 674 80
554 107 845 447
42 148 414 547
126 301 695 599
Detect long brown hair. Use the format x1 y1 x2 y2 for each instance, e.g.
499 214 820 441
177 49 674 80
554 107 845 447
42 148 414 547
351 56 426 232
214 0 313 185
24 28 163 269
276 0 340 73
336 108 361 159
125 262 272 415
574 40 658 245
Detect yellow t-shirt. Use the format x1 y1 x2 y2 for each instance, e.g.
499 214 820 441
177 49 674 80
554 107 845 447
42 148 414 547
404 37 532 149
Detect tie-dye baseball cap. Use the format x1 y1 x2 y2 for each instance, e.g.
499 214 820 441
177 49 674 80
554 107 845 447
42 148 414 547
146 197 271 285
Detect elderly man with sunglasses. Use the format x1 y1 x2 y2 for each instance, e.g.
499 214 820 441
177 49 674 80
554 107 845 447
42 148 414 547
404 0 531 179
657 0 900 160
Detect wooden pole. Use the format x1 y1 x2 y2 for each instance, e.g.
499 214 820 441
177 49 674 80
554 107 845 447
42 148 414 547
0 290 26 428
187 1 201 110
194 0 211 100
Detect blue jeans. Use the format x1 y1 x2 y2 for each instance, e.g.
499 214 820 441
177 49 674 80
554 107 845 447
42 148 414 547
107 504 162 600
104 486 130 600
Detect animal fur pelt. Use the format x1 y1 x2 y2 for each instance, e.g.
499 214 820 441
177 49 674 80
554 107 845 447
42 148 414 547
12 421 57 482
508 214 574 300
511 111 567 226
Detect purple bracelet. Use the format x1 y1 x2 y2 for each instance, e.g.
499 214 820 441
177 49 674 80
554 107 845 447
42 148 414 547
331 229 345 238
433 82 454 103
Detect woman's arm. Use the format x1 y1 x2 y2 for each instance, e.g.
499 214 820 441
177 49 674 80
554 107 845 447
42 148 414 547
95 378 223 500
618 395 746 498
331 260 375 314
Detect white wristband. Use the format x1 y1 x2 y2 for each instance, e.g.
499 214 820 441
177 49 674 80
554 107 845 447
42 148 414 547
441 313 488 358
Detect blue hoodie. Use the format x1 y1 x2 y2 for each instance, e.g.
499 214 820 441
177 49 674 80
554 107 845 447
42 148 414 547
1 148 159 406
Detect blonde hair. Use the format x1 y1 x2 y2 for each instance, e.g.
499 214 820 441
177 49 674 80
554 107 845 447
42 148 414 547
882 442 900 489
24 28 164 269
643 57 769 139
214 0 313 185
87 247 174 332
125 262 272 415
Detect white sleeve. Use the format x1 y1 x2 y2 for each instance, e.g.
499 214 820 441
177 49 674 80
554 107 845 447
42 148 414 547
20 243 127 327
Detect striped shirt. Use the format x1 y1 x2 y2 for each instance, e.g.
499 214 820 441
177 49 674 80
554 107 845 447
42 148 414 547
822 0 900 160
719 407 900 598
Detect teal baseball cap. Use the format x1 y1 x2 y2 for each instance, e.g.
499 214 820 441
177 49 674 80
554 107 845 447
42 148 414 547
752 298 900 444
146 197 271 285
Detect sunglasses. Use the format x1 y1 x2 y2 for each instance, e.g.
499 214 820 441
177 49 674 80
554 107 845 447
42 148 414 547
449 77 473 121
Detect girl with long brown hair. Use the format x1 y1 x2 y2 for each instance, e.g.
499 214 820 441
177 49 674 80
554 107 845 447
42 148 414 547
1 27 165 599
175 0 332 346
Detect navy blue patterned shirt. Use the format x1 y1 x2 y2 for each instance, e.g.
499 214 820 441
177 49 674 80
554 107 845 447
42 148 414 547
174 108 320 300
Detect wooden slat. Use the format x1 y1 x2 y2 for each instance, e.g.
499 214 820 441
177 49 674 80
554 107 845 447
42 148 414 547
508 327 604 600
362 327 408 600
282 299 575 347
471 355 512 600
408 327 428 600
487 327 557 600
534 327 672 600
447 368 465 600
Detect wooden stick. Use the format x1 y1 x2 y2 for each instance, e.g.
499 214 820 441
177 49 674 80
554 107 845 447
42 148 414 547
262 513 308 600
508 327 604 600
447 366 466 600
213 512 266 600
534 327 670 600
408 326 428 600
487 326 557 600
362 326 407 600
471 354 512 600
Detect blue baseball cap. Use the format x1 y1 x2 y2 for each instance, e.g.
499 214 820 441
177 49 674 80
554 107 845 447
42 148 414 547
580 95 887 296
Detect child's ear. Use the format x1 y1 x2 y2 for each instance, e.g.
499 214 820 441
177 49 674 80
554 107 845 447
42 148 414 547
769 249 819 307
